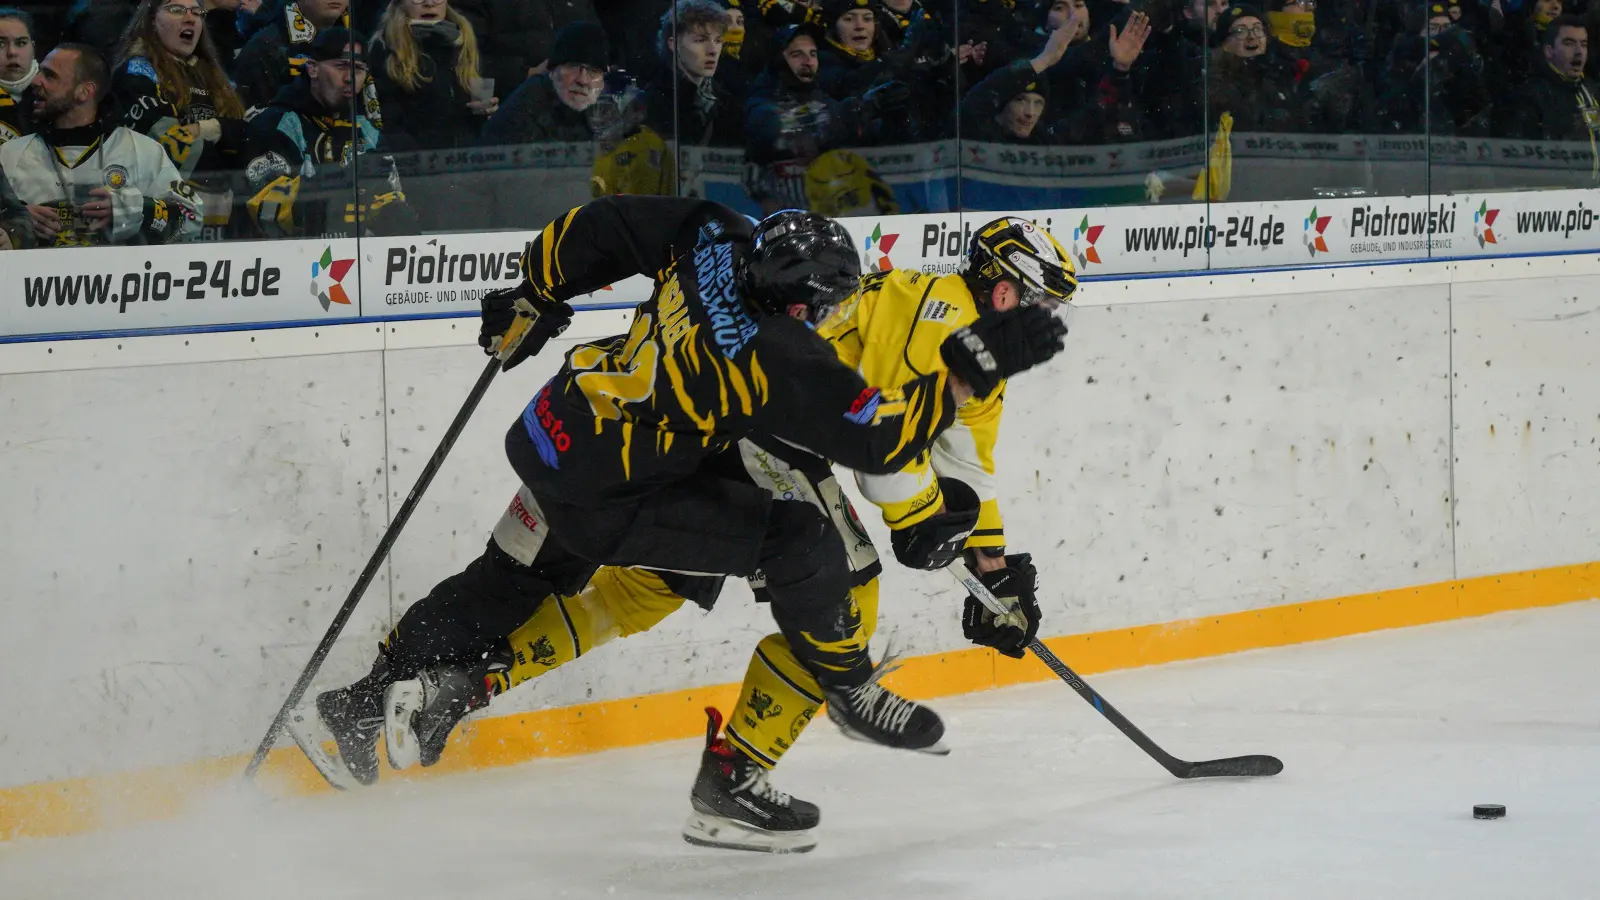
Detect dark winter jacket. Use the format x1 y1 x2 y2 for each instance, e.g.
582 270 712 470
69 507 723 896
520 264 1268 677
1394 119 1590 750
600 0 673 75
483 72 596 144
1504 62 1600 141
111 54 250 185
369 23 486 151
743 64 871 164
1206 50 1308 132
957 0 1033 77
815 36 894 100
457 0 602 94
643 67 743 146
0 82 33 145
960 59 1051 143
64 0 139 57
232 3 383 127
1037 33 1148 144
1134 24 1208 139
1376 30 1490 136
206 8 248 65
243 76 413 238
237 0 384 42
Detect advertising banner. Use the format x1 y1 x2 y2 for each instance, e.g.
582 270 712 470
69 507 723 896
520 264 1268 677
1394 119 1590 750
354 233 650 318
1444 189 1600 257
3 237 362 338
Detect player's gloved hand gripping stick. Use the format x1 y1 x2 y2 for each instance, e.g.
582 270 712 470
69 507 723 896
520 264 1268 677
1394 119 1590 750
243 292 566 779
950 565 1284 780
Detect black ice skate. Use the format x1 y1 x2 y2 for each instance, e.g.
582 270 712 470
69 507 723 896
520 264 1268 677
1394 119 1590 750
824 668 948 755
384 663 494 770
682 707 820 854
288 658 393 790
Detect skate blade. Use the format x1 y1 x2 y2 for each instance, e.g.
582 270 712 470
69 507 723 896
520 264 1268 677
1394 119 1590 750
682 812 817 854
287 703 362 791
384 680 424 771
830 717 952 756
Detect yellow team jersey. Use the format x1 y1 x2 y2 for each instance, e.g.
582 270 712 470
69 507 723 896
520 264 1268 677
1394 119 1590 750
817 268 1007 551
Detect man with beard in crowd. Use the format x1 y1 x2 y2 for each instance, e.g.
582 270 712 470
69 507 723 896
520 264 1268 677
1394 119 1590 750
233 0 380 127
484 21 608 144
0 43 200 249
1506 14 1599 153
243 28 414 237
744 21 902 211
0 7 39 144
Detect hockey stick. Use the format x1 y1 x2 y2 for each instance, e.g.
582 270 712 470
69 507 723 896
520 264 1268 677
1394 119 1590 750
949 566 1283 779
243 309 541 779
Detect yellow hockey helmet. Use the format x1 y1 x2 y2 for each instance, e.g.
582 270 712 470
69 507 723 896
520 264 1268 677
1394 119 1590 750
966 216 1078 308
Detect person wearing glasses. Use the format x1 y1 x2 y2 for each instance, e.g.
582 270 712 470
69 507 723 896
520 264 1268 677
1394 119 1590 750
1207 3 1310 131
0 7 38 144
110 0 250 239
484 21 609 145
242 28 415 237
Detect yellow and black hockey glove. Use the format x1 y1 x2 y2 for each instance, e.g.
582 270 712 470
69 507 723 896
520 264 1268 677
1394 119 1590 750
480 287 574 370
961 553 1041 659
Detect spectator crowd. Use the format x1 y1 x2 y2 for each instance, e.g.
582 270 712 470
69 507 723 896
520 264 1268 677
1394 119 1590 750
0 0 1596 247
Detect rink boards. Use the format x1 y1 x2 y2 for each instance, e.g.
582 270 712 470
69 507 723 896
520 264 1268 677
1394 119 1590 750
2 254 1598 840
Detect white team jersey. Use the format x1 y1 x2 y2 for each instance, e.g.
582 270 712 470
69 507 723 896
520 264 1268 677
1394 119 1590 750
0 125 201 247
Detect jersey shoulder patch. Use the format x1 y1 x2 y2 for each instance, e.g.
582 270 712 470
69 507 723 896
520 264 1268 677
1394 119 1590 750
125 57 159 82
919 299 955 323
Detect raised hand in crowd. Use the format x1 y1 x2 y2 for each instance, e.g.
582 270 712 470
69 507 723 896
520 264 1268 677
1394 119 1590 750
958 40 988 66
1108 10 1152 72
1031 12 1079 72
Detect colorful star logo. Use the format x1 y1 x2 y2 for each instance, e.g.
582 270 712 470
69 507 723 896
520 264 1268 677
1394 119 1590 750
1072 215 1104 268
1474 200 1499 247
1303 206 1332 256
863 223 898 271
312 246 355 310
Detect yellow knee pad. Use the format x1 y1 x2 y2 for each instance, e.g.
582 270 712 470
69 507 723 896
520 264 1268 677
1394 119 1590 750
503 567 687 690
726 579 880 768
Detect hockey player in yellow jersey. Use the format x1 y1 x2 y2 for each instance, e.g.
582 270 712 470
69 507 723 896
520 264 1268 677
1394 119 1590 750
370 214 1076 854
699 216 1079 850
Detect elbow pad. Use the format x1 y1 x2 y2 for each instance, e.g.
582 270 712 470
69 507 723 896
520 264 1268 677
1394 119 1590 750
889 477 980 571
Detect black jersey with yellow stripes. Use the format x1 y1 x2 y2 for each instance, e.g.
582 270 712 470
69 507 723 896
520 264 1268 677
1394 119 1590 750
509 196 959 504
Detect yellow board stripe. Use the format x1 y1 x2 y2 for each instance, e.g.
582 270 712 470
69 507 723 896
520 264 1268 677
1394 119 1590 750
3 562 1597 842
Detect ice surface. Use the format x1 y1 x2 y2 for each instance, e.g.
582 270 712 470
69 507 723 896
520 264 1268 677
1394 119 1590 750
2 602 1596 899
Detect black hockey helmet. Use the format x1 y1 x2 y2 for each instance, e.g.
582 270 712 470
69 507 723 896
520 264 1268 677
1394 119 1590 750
964 216 1078 310
740 209 862 323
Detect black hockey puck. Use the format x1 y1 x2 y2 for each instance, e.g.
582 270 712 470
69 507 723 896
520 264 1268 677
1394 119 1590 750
1473 804 1506 820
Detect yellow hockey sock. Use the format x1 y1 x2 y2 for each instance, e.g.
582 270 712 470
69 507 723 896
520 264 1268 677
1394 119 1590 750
503 567 688 690
725 579 879 768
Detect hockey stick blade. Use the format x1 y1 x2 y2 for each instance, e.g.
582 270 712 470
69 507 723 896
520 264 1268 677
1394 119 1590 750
948 566 1282 780
1174 755 1285 779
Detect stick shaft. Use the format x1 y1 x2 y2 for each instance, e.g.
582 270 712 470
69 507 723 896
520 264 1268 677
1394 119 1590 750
947 566 1188 774
948 565 1282 778
242 314 532 779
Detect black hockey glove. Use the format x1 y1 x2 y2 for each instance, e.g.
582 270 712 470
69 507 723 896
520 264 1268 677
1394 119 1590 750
962 553 1041 659
479 286 574 370
940 305 1067 400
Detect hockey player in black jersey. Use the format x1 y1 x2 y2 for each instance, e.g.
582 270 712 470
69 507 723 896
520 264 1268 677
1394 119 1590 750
289 197 1066 811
